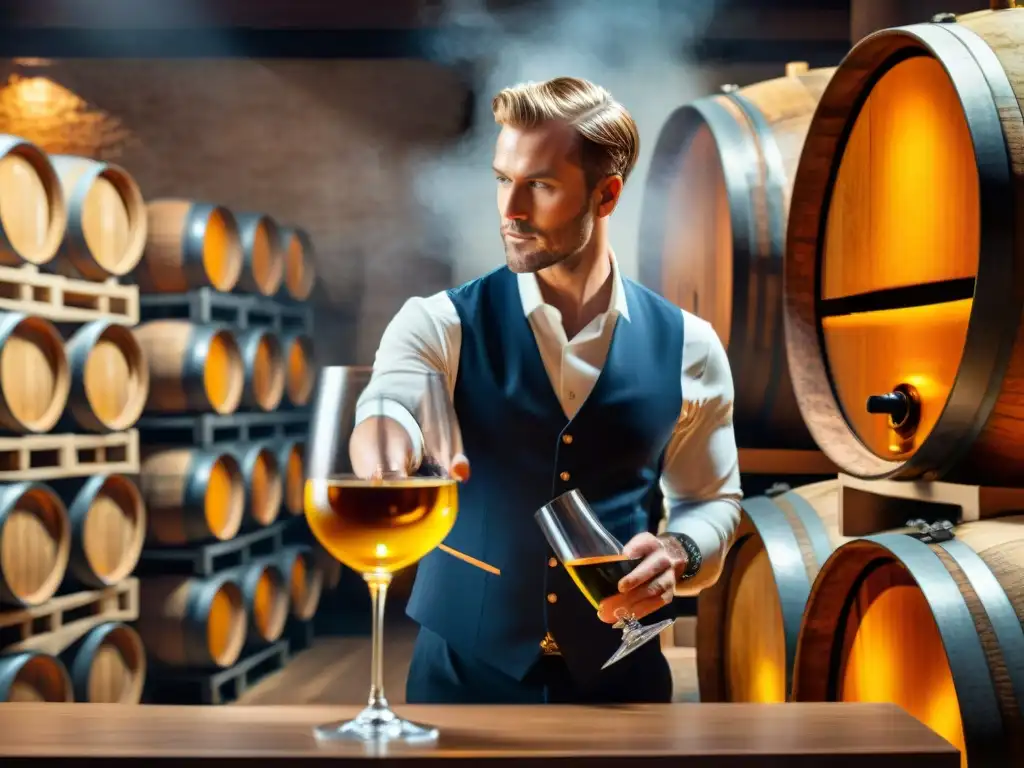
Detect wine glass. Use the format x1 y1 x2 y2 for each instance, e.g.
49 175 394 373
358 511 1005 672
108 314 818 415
304 366 458 743
535 488 674 670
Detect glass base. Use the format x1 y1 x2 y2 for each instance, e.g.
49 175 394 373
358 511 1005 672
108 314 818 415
313 702 439 744
601 617 675 670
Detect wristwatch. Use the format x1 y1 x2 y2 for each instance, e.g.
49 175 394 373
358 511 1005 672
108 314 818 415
659 532 702 581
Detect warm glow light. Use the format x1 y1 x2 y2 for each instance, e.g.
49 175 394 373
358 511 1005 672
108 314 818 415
841 584 966 767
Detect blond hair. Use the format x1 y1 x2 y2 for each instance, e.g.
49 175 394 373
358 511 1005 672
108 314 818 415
491 76 640 187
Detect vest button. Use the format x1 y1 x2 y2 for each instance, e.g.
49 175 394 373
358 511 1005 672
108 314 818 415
548 557 557 568
562 433 573 445
547 592 558 604
560 471 570 482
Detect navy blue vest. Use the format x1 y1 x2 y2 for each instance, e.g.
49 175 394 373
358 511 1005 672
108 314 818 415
405 265 683 685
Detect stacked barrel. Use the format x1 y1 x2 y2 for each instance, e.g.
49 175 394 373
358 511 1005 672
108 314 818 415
127 197 325 704
0 135 149 705
642 5 1024 768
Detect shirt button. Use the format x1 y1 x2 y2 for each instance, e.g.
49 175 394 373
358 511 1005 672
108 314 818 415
548 557 557 568
562 434 573 445
560 471 570 482
547 593 558 604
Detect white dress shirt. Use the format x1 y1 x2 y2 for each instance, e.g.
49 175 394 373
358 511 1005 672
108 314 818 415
359 255 742 596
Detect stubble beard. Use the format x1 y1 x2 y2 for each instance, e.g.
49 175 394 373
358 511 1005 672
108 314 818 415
503 204 595 274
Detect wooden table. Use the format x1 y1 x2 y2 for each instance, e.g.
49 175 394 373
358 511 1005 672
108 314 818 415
0 702 958 766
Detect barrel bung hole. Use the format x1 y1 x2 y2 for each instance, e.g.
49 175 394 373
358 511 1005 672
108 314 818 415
0 150 53 263
204 455 243 541
820 56 979 460
0 488 67 604
839 563 965 765
203 330 243 414
207 582 246 667
202 208 242 291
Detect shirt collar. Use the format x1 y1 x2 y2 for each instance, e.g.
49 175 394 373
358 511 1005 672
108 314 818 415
516 251 631 322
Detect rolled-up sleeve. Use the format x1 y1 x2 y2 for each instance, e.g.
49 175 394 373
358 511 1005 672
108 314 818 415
660 313 743 596
355 292 463 467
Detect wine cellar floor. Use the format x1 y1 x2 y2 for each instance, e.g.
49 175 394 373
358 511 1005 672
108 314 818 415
233 615 700 706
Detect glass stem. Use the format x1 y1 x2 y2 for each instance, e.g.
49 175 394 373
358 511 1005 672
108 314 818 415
364 572 392 710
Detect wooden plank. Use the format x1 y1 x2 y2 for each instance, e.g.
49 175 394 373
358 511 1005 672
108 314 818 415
0 701 960 765
0 578 138 655
0 264 138 325
0 430 139 481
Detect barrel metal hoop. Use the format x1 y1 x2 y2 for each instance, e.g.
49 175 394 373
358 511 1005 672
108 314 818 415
58 160 109 270
938 538 1024 722
773 489 835 567
862 532 1006 764
182 203 223 286
725 90 790 433
739 494 815 694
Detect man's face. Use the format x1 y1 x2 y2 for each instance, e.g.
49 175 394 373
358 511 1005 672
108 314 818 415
493 120 604 273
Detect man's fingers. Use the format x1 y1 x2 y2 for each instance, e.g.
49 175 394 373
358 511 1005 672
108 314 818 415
622 532 660 559
598 569 676 622
450 453 471 482
630 589 675 620
618 551 672 593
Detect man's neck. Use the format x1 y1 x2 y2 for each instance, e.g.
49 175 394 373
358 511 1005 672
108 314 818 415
535 237 614 339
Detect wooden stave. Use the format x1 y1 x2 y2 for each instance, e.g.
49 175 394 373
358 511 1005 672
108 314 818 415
0 651 73 702
276 225 316 302
263 437 305 516
0 481 71 607
50 474 146 589
139 448 245 546
281 330 314 408
58 621 146 704
62 319 150 433
47 154 147 280
0 134 67 267
236 327 285 413
696 478 845 702
134 320 244 416
0 313 71 434
637 67 834 450
791 529 1024 768
136 572 247 669
224 558 289 646
134 200 244 294
278 544 323 621
783 10 1024 485
231 442 283 528
233 211 284 297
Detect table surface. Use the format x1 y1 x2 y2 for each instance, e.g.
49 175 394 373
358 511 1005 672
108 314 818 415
0 702 959 766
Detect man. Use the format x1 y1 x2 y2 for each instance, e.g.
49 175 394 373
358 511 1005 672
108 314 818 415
351 76 741 705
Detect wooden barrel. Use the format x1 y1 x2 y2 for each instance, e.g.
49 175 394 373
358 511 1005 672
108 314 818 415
696 479 847 702
637 62 835 450
281 331 314 407
234 212 284 297
226 558 289 645
266 438 305 516
139 448 244 546
0 313 70 433
233 443 282 528
133 320 244 415
59 621 146 703
0 482 70 606
0 135 66 267
279 545 323 620
135 200 243 293
0 651 73 702
48 155 146 280
784 6 1024 485
313 542 342 590
277 225 316 302
136 573 248 668
63 320 149 432
237 328 284 412
792 516 1024 768
52 474 145 589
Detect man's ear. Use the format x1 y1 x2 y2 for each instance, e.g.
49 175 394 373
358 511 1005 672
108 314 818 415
595 175 624 217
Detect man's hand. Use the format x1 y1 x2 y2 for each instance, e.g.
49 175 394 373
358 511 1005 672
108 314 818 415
596 532 687 623
349 416 470 481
